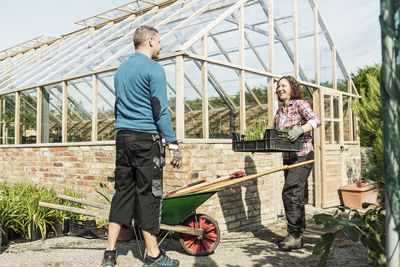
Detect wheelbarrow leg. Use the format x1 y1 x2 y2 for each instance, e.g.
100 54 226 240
133 224 143 259
137 227 171 261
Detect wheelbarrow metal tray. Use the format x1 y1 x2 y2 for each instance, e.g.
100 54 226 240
232 129 303 152
161 189 221 225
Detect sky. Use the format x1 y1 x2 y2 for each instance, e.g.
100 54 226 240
0 0 381 74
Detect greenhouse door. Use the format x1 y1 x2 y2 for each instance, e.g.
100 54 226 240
319 91 344 208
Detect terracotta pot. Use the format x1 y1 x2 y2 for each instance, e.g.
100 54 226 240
339 182 378 209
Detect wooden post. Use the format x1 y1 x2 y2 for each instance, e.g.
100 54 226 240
332 46 337 89
320 89 327 208
201 34 209 139
42 86 50 143
330 95 334 144
267 0 276 125
175 56 184 140
313 4 319 85
1 97 5 144
313 88 322 207
239 3 245 135
62 81 68 143
92 74 98 142
293 0 299 79
339 94 344 145
15 92 20 144
267 0 281 218
36 87 42 144
349 97 354 141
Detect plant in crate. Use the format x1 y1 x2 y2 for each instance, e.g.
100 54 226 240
244 121 269 141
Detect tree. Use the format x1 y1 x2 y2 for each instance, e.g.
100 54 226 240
351 65 384 189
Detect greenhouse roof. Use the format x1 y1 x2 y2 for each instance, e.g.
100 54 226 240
0 0 356 96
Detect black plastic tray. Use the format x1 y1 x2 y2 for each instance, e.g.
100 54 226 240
232 129 303 152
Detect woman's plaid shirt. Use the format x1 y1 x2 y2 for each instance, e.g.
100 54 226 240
273 99 321 159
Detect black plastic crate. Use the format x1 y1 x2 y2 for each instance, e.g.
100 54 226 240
70 217 106 239
232 129 303 152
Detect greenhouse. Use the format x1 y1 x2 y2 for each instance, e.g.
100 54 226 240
0 0 361 231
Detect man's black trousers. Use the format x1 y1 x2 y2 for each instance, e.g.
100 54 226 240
109 130 165 235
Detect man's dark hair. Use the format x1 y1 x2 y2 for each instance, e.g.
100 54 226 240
277 75 302 100
133 26 159 48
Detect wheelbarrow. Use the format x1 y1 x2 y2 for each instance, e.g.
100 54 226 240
161 189 222 256
39 160 314 256
39 189 223 256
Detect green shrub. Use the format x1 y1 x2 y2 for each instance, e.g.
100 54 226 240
0 183 84 240
313 204 385 267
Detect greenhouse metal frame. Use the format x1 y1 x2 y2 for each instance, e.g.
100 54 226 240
0 0 360 207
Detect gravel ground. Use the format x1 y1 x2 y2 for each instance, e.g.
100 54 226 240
0 205 370 267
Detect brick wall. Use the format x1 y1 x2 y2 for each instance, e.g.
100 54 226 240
0 142 285 233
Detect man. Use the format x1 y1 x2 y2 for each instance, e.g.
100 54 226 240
102 25 182 267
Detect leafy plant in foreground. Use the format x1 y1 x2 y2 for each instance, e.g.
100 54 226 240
313 203 385 267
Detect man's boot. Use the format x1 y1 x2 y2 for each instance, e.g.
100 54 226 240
278 234 303 251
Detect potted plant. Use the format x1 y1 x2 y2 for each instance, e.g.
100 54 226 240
339 180 378 209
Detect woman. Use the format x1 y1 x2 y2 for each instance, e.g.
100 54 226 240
273 76 321 251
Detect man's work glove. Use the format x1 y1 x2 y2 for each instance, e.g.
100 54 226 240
288 127 304 142
168 141 182 168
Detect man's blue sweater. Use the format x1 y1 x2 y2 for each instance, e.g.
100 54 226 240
114 52 176 143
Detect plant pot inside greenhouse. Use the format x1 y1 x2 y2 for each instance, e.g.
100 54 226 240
339 182 378 209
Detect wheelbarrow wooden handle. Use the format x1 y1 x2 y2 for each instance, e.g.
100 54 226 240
201 160 315 192
172 171 245 196
163 179 207 197
57 194 110 210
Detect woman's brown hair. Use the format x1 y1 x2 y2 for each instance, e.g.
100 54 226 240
277 76 302 100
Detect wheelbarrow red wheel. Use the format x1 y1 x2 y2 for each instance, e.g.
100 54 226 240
179 214 220 256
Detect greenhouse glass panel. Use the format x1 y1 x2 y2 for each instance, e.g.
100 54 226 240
13 32 94 89
13 32 90 89
162 60 177 134
162 0 237 53
207 63 239 135
333 96 339 119
97 72 116 141
342 95 352 141
336 60 348 92
0 94 15 144
67 78 92 142
298 0 314 82
244 71 269 133
42 83 62 143
334 121 340 144
183 59 203 139
319 25 333 87
324 121 332 144
324 95 331 118
20 89 37 144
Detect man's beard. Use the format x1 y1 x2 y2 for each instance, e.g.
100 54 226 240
152 51 160 59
